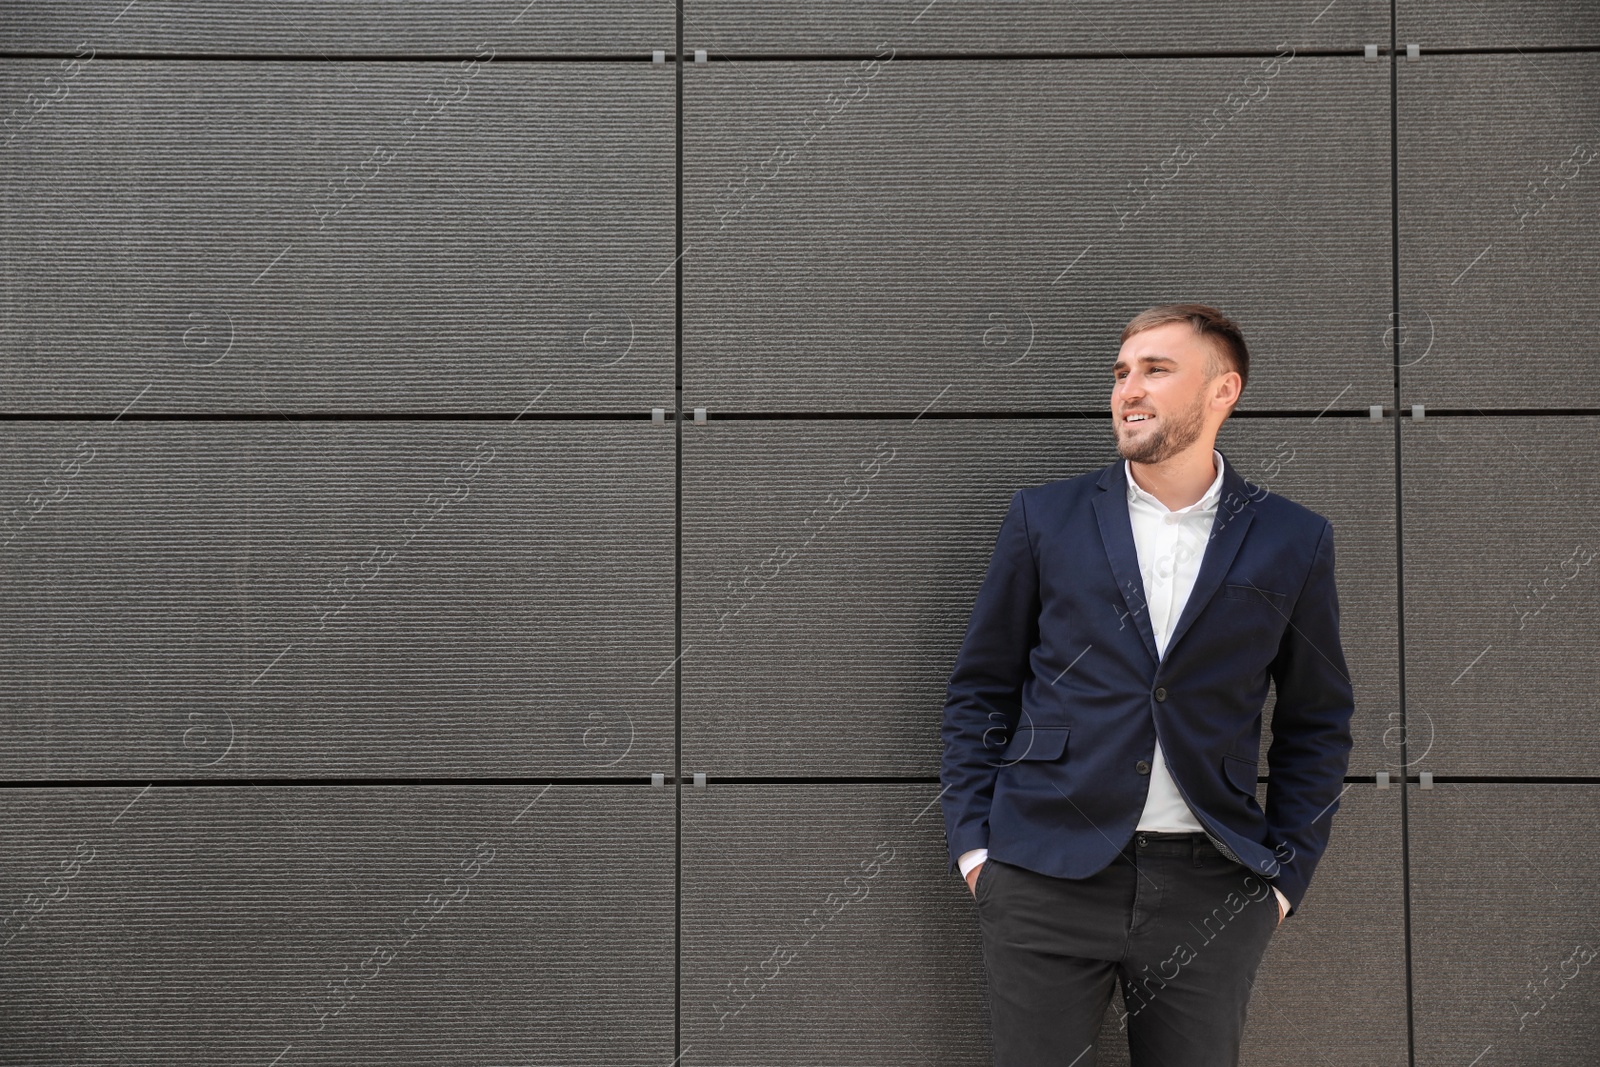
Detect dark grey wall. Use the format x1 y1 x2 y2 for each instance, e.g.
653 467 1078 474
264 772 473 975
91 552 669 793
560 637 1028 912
1 3 1596 1065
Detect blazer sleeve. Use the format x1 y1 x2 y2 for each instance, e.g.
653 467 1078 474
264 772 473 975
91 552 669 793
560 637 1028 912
1262 518 1356 917
940 489 1041 874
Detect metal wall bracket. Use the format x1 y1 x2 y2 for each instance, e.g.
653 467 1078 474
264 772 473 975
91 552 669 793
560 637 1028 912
1411 404 1426 420
1370 404 1386 420
1364 44 1379 61
1406 43 1421 61
695 49 707 63
693 771 707 788
652 407 665 421
653 50 665 64
1419 770 1434 789
652 772 665 787
694 407 707 422
1377 770 1390 788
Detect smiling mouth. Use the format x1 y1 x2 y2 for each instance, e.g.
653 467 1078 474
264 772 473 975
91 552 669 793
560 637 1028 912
1123 413 1155 425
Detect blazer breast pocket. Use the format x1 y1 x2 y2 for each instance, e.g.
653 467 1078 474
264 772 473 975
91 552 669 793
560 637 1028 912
1222 752 1260 796
1219 583 1288 611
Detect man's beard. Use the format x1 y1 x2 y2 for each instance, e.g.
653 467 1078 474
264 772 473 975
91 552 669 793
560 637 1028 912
1116 391 1207 465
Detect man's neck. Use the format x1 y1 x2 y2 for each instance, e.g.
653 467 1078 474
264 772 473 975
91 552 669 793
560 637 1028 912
1128 449 1217 511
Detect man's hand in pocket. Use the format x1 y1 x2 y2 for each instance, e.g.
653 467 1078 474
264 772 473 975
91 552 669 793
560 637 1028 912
966 861 985 897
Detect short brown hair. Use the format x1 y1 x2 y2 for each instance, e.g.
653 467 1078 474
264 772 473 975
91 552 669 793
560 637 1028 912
1120 303 1249 398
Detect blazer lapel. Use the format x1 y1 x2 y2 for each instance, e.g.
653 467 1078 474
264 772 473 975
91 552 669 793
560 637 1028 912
1092 449 1261 666
1165 451 1258 661
1093 458 1161 664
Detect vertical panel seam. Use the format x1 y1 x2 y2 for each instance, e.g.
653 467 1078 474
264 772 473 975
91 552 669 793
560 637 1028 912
1390 5 1418 1067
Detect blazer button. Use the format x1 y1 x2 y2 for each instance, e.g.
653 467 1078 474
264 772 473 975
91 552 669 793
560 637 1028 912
1154 687 1167 701
1136 760 1150 774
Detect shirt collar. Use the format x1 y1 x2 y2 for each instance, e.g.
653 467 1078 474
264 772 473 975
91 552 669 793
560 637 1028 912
1125 448 1226 513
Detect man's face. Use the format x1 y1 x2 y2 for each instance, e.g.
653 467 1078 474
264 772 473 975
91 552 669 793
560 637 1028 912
1110 321 1226 465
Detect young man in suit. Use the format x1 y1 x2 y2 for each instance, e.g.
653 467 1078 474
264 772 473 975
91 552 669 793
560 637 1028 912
940 303 1354 1066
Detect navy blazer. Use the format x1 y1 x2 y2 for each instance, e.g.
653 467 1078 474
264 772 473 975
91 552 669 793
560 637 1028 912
939 449 1354 918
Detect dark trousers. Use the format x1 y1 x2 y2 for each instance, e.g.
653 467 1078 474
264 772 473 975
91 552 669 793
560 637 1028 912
975 830 1279 1067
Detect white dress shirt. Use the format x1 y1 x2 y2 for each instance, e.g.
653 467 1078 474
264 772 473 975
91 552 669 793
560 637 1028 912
959 449 1291 919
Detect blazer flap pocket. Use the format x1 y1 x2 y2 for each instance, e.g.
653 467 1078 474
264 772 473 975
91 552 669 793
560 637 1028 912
1222 752 1259 794
1220 583 1288 610
1001 725 1069 762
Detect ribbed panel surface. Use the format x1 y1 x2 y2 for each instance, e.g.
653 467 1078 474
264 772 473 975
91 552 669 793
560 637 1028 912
1 784 675 1065
1399 52 1600 408
684 57 1392 411
1400 1 1600 47
680 783 992 1062
1 422 674 778
686 1 1386 53
0 61 674 413
1408 784 1600 1067
1400 417 1600 775
0 2 672 55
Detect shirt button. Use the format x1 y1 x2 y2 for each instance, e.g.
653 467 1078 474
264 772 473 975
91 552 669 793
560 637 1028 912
1154 687 1167 701
1164 514 1178 525
1136 760 1150 774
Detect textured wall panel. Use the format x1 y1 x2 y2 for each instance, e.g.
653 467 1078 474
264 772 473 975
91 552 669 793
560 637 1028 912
0 60 674 413
680 783 989 1065
1398 53 1600 409
1399 1 1600 48
0 784 675 1066
1399 416 1600 776
686 0 1384 54
682 416 1395 777
1409 783 1600 1067
0 421 673 779
0 1 672 56
683 57 1392 412
681 781 1403 1067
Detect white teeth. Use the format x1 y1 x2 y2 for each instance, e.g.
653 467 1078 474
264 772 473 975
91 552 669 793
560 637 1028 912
1126 413 1151 422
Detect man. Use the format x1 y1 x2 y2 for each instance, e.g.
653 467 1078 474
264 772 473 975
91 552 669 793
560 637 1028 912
939 303 1354 1067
